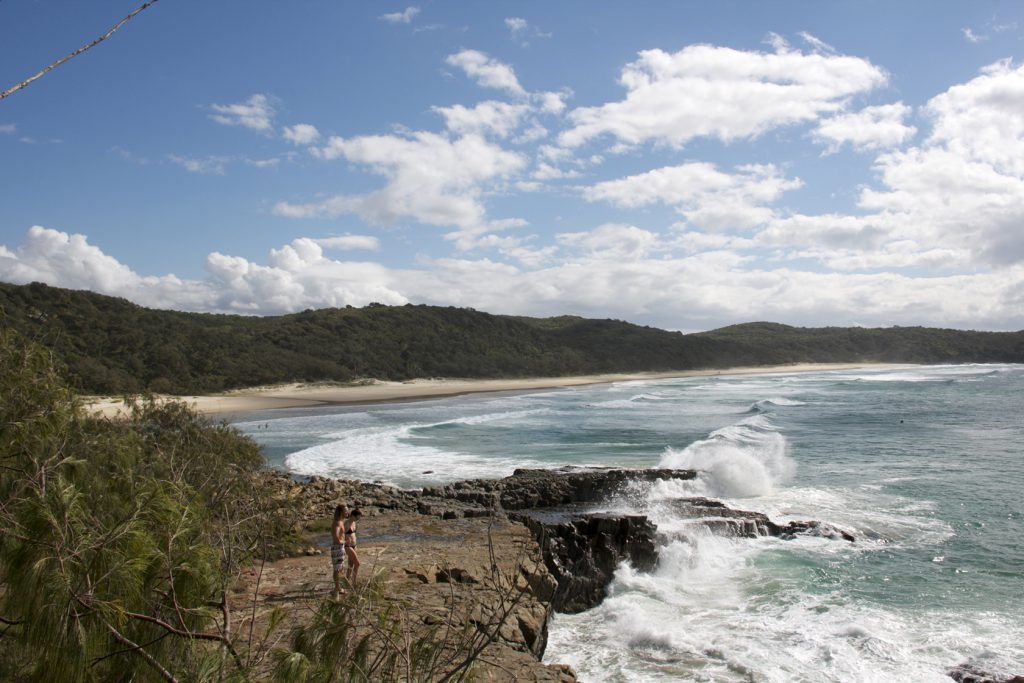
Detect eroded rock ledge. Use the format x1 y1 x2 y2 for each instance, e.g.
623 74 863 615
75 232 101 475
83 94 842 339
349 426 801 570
261 466 856 680
666 497 857 542
511 512 657 613
422 466 697 511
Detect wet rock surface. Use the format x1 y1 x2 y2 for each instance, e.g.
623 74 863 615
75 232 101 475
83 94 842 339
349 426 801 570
423 466 698 511
665 497 856 542
949 665 1024 683
512 512 658 613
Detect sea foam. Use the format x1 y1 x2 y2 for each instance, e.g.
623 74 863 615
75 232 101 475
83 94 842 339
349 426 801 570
658 413 795 498
285 407 544 486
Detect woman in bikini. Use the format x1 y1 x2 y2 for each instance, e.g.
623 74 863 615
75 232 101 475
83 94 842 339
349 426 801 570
343 508 362 586
330 504 348 597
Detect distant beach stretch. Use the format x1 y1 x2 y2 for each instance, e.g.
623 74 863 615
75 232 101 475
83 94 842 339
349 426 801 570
84 362 908 417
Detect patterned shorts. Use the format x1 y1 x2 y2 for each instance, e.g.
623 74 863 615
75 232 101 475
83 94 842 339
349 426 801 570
331 543 345 571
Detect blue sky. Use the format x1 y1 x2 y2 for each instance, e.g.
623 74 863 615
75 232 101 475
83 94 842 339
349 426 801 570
2 1 1024 331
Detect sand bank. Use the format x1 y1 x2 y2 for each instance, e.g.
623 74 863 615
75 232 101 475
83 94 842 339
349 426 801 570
84 362 908 418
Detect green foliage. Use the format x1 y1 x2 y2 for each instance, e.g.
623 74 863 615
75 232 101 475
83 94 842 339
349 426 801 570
0 328 296 682
1 281 1022 396
694 321 1024 365
272 574 410 682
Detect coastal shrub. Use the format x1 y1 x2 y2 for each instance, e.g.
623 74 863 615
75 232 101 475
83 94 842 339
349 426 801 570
0 328 297 681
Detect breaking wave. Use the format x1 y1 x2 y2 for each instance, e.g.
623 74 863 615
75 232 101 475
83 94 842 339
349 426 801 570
658 414 795 498
748 396 807 412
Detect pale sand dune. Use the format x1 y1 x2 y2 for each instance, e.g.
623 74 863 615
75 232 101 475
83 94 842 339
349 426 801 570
83 363 910 418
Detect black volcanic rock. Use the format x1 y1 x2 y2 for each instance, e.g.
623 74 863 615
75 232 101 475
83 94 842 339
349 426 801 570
664 497 855 542
512 512 658 613
421 467 695 613
949 665 1024 683
418 469 854 614
773 519 856 542
665 497 773 537
422 466 698 511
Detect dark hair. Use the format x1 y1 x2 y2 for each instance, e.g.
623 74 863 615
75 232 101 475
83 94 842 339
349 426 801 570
350 508 363 519
333 504 349 521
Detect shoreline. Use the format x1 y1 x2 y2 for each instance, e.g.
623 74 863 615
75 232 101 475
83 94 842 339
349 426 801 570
83 362 910 418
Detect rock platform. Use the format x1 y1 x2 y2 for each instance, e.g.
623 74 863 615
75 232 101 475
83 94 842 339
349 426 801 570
233 511 574 681
243 466 857 679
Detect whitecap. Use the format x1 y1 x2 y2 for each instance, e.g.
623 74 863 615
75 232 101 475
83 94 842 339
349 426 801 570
588 399 641 410
285 421 524 487
658 414 795 498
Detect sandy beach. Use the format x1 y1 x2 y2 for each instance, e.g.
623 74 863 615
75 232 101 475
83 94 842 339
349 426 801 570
83 362 908 418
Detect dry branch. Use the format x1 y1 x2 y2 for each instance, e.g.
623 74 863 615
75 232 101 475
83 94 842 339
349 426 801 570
0 0 162 101
105 622 179 683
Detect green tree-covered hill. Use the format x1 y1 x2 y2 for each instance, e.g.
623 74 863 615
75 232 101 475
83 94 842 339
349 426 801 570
2 281 1022 394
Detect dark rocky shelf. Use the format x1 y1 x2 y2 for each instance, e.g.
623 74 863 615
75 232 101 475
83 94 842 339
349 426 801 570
254 465 861 679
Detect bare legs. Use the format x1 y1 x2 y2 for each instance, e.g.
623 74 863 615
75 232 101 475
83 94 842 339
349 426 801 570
331 543 346 598
345 546 360 586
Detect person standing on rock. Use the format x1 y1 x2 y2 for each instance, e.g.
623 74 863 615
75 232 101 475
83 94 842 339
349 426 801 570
330 504 349 598
343 508 362 587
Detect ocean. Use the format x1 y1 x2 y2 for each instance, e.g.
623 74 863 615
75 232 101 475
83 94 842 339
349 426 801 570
232 364 1024 682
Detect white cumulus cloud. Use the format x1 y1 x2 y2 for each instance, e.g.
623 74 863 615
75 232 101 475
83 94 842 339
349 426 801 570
962 27 987 43
167 154 229 175
283 123 320 145
208 94 275 133
557 223 660 260
924 59 1024 176
536 90 569 114
505 17 527 35
814 103 918 153
380 6 420 24
757 60 1024 271
276 130 526 236
559 40 888 148
446 50 527 97
2 226 1023 329
0 226 209 310
315 235 380 251
584 162 802 231
431 101 530 138
245 157 281 169
0 227 406 314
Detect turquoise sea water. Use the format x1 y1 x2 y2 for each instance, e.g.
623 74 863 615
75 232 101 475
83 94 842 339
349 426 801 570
232 364 1024 681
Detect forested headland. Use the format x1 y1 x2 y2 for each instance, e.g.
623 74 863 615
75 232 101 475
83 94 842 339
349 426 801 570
2 281 1022 395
